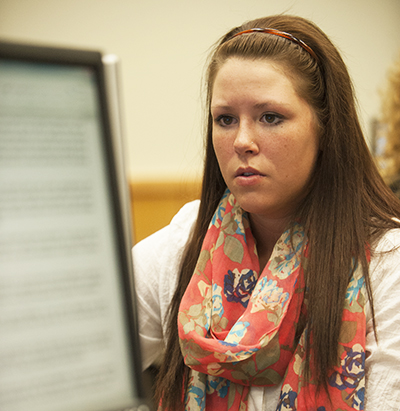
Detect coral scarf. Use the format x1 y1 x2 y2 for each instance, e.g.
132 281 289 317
178 190 366 410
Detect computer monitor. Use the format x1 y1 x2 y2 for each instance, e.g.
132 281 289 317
0 40 150 411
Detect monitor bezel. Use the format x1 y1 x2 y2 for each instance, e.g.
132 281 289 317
0 40 148 410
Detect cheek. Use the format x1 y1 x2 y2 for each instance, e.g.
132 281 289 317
274 134 318 180
292 147 318 184
212 134 230 162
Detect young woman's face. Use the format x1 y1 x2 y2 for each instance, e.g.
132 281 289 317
211 58 319 221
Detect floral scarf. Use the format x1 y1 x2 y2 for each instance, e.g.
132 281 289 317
177 190 367 410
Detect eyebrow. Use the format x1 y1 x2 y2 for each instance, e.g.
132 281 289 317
211 101 289 111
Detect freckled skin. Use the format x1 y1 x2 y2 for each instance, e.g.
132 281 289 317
211 58 319 228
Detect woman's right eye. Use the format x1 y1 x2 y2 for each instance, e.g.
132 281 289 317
215 115 235 126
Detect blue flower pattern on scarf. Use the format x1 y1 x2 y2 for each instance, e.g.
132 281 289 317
224 269 257 307
329 344 365 410
277 387 297 410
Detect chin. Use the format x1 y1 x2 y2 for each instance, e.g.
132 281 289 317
237 200 275 216
236 197 294 221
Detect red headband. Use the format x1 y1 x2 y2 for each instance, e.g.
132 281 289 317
231 27 318 61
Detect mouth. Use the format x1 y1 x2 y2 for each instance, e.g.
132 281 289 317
235 168 264 177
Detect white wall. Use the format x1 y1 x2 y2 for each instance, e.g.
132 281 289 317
1 0 399 180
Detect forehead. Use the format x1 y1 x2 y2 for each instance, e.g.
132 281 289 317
211 58 300 104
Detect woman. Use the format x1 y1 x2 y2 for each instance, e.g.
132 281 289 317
133 15 400 410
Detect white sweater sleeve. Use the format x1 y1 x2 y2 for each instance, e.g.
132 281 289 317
365 228 400 410
131 200 200 370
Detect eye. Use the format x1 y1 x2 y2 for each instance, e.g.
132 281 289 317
215 115 236 127
261 113 282 125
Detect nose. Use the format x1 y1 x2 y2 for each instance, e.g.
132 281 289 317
233 122 259 155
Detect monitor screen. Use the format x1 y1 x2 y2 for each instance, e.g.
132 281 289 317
0 42 147 411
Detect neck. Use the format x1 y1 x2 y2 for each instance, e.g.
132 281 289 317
249 213 290 271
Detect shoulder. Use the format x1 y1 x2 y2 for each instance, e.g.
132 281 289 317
166 199 201 235
373 226 400 254
132 200 200 297
370 227 400 286
133 199 200 256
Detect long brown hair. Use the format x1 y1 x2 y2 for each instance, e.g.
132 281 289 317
155 15 400 409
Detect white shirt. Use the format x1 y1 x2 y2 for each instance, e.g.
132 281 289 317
132 201 400 410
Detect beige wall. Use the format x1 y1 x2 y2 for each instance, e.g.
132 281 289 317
1 0 400 182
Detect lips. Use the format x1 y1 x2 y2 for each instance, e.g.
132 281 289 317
233 167 266 187
235 167 264 177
